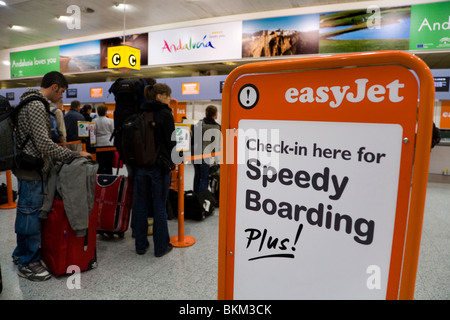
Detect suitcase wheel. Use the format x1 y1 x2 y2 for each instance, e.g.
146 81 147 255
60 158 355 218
88 259 98 270
97 230 126 239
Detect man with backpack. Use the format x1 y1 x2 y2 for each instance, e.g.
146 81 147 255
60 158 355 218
12 71 91 281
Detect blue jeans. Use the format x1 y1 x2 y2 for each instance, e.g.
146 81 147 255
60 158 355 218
12 179 45 268
194 161 210 193
131 166 170 256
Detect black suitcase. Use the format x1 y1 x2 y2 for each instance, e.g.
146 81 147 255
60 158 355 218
209 165 220 206
170 190 216 221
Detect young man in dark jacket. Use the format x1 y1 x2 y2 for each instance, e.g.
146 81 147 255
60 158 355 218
12 71 90 281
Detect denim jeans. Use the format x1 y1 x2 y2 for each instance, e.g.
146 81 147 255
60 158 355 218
12 179 45 268
131 165 170 256
193 161 210 193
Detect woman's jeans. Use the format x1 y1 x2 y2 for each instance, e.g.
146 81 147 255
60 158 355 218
12 179 45 268
131 165 170 256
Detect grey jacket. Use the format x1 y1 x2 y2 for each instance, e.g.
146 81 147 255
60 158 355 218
41 156 98 236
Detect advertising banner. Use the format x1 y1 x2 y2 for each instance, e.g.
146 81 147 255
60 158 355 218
60 40 101 73
148 22 242 65
242 14 319 58
319 7 410 53
410 1 450 50
10 47 60 78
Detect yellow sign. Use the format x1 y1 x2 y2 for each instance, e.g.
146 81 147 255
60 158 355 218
107 45 141 70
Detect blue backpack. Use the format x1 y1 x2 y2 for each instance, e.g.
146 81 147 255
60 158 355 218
49 107 60 142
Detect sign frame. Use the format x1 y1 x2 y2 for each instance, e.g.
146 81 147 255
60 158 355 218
218 51 435 300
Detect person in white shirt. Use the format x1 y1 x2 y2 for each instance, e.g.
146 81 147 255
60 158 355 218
93 104 114 174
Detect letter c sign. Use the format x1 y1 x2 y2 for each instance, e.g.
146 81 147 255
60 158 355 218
129 54 136 67
112 53 121 66
107 45 141 70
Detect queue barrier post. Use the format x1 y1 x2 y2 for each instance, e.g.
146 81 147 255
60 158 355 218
170 161 195 247
170 152 220 248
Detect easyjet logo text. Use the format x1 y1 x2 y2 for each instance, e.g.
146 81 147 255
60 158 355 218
285 79 404 108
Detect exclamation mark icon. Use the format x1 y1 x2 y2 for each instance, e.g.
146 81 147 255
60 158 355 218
246 89 250 105
292 224 303 251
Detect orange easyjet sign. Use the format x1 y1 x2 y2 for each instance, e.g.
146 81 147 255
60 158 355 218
218 51 435 300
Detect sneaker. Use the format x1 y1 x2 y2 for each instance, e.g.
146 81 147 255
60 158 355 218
18 261 51 281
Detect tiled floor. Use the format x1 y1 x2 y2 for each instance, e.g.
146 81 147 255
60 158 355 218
0 167 449 300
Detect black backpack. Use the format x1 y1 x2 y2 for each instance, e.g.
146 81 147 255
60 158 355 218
431 122 441 149
0 95 50 171
108 78 147 161
121 111 157 166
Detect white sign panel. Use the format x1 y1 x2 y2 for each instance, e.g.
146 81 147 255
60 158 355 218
233 120 403 299
175 124 191 152
148 22 242 65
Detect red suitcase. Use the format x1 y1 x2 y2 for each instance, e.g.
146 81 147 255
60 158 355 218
41 199 98 277
95 174 133 238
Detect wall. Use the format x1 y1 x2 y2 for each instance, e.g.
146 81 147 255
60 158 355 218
0 75 227 105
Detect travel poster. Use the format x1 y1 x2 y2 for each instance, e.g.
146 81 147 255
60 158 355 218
60 40 101 73
319 7 411 53
242 14 319 58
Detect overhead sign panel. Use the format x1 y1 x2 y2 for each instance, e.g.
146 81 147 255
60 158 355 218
148 22 242 65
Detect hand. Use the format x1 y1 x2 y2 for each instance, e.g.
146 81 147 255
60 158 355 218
79 151 91 158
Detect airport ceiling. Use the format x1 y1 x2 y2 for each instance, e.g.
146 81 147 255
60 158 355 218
0 0 448 89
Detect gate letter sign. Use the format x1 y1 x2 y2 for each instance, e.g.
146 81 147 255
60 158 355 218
107 45 141 70
218 51 435 300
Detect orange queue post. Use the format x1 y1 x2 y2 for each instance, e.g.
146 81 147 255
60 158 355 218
170 160 196 248
170 152 221 248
